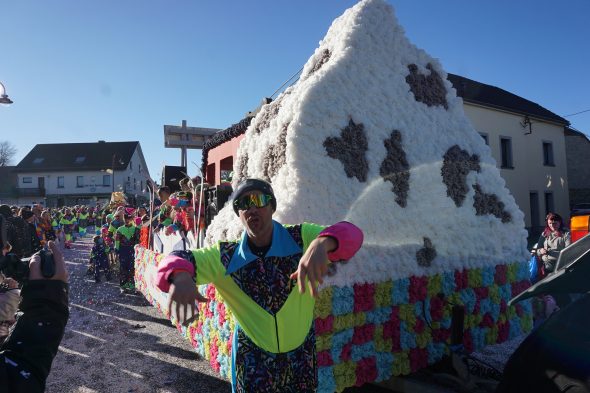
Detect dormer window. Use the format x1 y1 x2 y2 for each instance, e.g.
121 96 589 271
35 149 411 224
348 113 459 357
32 158 44 164
75 156 86 163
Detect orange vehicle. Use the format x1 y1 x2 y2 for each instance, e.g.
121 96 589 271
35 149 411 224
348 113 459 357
570 203 590 242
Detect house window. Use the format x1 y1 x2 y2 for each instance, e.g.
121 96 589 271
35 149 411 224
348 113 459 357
130 161 133 170
140 180 143 192
75 156 86 163
57 176 64 188
545 192 554 216
500 137 513 169
103 175 111 186
77 176 84 187
479 133 489 145
22 177 32 184
32 158 44 164
134 178 137 190
543 141 554 166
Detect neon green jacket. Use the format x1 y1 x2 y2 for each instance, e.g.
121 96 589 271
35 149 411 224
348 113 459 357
160 221 325 353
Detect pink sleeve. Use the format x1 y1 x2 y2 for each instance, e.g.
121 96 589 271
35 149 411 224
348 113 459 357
156 255 195 293
318 221 364 262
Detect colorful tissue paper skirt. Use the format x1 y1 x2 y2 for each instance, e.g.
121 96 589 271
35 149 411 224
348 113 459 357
135 246 532 393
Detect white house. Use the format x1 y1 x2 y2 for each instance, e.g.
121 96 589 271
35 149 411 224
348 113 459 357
14 141 152 207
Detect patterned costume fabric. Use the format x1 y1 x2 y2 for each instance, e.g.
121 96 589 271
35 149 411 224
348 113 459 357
39 221 56 244
101 224 113 250
59 215 76 244
116 225 139 289
4 216 30 258
78 212 89 236
234 325 317 393
90 241 111 282
219 229 301 315
220 225 318 391
139 226 150 249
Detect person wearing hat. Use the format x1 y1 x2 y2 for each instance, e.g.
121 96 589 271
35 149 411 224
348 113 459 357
156 178 364 392
0 205 29 258
114 210 140 293
20 210 41 256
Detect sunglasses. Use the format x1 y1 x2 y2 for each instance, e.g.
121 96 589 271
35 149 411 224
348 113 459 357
234 194 273 211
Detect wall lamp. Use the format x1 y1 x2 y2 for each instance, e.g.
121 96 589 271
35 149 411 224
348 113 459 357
0 82 13 105
520 115 532 135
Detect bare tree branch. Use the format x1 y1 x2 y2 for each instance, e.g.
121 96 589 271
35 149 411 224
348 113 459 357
0 141 17 166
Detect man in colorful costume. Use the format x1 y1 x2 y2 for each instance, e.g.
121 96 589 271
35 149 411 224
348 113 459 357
156 178 363 392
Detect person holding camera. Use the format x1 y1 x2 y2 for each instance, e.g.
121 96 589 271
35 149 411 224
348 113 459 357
0 240 69 393
0 272 20 345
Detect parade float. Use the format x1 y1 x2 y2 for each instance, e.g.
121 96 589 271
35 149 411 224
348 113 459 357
135 0 533 391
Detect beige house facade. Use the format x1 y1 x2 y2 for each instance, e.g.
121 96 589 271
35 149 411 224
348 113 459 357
449 74 570 236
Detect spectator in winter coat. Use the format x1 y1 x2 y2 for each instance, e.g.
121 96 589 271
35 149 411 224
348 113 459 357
535 212 571 274
20 210 41 256
0 241 69 393
0 205 31 258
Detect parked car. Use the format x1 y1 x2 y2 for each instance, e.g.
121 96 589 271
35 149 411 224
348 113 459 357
570 203 590 243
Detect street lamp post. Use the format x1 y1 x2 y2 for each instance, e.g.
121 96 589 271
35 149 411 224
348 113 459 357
112 154 117 193
0 82 14 105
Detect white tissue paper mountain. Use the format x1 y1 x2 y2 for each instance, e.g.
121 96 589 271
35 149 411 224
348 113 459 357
205 0 529 287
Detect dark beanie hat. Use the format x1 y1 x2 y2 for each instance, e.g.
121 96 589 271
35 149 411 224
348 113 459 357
21 210 34 220
232 178 276 215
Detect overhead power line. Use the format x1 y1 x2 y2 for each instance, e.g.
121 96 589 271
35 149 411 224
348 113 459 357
564 108 590 117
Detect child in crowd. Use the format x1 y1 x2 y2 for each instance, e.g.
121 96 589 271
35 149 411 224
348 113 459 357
90 235 111 283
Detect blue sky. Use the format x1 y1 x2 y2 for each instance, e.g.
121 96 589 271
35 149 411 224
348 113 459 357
1 0 589 182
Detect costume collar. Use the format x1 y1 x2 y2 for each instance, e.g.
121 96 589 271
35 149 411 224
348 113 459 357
226 220 302 275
